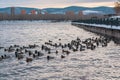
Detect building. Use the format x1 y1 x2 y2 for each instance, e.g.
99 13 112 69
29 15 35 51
11 7 15 16
37 10 41 14
21 10 26 15
65 11 75 20
65 11 75 16
31 10 36 14
78 11 83 16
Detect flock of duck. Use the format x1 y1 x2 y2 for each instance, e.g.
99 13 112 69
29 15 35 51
0 36 110 63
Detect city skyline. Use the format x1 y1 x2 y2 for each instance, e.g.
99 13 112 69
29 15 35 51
0 0 116 8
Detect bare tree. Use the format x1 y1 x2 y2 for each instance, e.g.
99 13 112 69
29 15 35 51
114 1 120 15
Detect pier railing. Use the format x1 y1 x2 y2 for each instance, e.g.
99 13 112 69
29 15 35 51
72 17 120 27
72 17 120 44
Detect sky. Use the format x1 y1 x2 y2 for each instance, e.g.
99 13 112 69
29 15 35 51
0 0 117 8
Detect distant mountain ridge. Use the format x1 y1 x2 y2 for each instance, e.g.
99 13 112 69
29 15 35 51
0 6 115 15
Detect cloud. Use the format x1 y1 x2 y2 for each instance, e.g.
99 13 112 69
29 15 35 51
0 0 115 8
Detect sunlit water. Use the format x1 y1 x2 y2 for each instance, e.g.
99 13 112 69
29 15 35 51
0 21 120 80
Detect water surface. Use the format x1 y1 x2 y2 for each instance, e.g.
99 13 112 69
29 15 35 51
0 21 120 80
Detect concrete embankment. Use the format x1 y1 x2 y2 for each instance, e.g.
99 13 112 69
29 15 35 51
72 22 120 44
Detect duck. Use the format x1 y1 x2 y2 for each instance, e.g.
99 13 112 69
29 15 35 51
28 51 33 56
17 54 24 60
33 54 37 58
0 47 4 49
61 55 65 59
26 57 33 63
47 56 54 61
37 52 44 56
59 39 61 41
0 56 2 61
55 50 58 54
66 51 70 55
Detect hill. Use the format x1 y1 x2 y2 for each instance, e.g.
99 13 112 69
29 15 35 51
0 6 115 15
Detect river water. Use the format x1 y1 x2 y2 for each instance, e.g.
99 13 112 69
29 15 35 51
0 21 120 80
